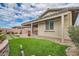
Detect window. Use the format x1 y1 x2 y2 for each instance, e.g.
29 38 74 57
46 19 54 30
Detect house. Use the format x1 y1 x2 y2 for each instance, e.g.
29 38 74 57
0 28 4 33
0 28 7 34
11 26 22 34
10 26 31 36
22 7 79 42
6 26 21 34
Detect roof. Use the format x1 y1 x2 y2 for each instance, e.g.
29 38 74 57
12 26 22 28
22 7 79 25
21 21 32 26
37 7 79 19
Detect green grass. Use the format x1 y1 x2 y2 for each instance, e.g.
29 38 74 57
9 38 68 56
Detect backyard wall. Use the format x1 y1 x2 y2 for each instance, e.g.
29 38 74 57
0 40 9 56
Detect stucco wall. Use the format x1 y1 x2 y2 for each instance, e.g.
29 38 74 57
42 11 57 18
64 12 72 39
38 12 72 39
38 17 61 38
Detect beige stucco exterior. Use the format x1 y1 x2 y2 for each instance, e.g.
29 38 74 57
37 11 72 40
42 11 58 18
21 11 73 40
22 8 79 41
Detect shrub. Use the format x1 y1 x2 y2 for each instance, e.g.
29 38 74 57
15 32 18 34
68 26 79 47
0 34 6 41
11 32 14 34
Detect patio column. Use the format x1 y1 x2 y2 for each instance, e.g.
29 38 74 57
61 15 64 43
31 23 33 36
21 25 22 34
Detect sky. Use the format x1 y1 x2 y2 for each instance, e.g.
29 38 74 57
0 3 79 28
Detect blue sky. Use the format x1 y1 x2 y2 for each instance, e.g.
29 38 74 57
0 3 79 28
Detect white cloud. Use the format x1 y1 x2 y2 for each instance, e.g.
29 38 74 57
0 3 79 28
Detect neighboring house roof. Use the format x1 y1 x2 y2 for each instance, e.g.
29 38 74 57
22 7 79 26
12 25 31 29
12 26 22 29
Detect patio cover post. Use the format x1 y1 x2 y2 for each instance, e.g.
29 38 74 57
31 23 33 36
21 25 22 34
61 15 64 43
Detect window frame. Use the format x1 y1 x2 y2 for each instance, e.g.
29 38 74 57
45 19 55 30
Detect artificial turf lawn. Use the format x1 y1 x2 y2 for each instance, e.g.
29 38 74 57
9 38 67 56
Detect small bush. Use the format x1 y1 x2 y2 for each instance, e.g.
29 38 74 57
0 34 6 41
15 32 18 34
68 26 79 47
